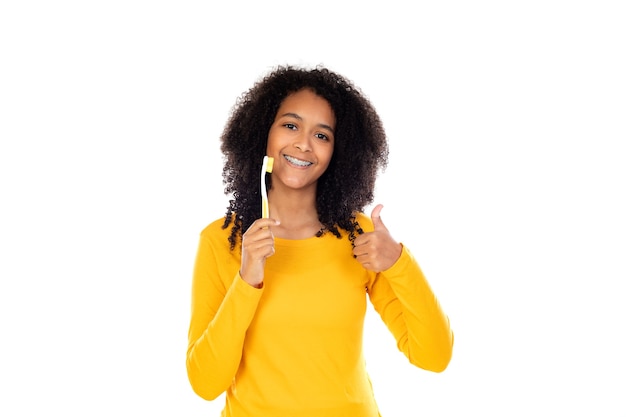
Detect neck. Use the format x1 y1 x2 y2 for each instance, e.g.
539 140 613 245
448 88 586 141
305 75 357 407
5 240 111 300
267 188 322 239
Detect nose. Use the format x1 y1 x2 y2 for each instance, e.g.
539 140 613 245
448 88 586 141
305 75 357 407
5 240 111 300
293 134 312 152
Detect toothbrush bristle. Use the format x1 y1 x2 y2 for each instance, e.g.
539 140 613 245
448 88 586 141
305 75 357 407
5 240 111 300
266 156 274 173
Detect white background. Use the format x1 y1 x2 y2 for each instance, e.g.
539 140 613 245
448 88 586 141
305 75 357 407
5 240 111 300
1 1 625 416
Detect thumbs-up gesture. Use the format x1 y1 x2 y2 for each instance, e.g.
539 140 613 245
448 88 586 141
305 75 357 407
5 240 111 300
353 204 403 272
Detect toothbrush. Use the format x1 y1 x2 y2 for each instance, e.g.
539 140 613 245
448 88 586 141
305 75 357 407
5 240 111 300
261 156 274 218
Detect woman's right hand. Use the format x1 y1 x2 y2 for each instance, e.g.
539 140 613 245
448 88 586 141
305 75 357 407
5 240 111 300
240 218 280 288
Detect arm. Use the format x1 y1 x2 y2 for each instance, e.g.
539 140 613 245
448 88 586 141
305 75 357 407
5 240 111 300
353 205 453 372
186 230 263 400
367 246 454 372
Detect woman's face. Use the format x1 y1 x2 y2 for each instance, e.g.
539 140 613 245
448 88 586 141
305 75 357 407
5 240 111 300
266 88 336 193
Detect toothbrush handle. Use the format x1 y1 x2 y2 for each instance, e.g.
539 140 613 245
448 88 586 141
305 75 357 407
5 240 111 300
262 198 269 218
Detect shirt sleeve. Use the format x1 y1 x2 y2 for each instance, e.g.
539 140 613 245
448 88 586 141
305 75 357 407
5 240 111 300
367 244 454 372
186 231 263 400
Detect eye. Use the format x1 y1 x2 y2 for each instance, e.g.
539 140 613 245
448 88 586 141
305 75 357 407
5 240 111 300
283 123 297 130
315 132 330 141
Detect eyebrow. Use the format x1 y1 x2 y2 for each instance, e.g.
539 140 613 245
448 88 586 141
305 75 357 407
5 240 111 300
279 112 335 134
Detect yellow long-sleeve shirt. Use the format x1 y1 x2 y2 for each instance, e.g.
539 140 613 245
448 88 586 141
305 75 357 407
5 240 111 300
187 213 453 417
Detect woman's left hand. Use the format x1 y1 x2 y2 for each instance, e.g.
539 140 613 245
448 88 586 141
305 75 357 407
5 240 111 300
353 204 403 272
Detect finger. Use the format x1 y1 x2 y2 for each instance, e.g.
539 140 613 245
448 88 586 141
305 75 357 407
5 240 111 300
352 245 365 258
260 217 280 228
243 219 278 248
248 217 280 232
370 204 386 231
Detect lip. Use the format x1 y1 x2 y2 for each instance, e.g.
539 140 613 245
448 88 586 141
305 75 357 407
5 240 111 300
284 154 313 167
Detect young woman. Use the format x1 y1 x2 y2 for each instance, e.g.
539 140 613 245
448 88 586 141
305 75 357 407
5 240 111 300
186 65 454 416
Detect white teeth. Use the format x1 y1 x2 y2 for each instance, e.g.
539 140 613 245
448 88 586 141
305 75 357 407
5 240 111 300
284 155 312 167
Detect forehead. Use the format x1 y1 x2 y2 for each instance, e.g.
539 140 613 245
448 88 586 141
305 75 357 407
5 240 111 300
277 89 335 124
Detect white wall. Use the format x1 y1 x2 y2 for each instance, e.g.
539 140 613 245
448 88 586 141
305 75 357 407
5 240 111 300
1 1 624 416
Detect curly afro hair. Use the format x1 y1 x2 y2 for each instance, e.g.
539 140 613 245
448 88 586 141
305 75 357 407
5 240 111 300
220 65 389 250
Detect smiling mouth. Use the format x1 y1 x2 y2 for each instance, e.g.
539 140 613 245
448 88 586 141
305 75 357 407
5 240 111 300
284 155 313 167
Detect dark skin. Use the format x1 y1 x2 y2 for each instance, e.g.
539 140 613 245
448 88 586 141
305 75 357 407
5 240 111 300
220 66 389 251
352 204 402 273
239 89 401 288
240 205 402 288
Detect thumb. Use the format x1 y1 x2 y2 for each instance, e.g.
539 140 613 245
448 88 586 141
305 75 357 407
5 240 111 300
371 204 386 231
